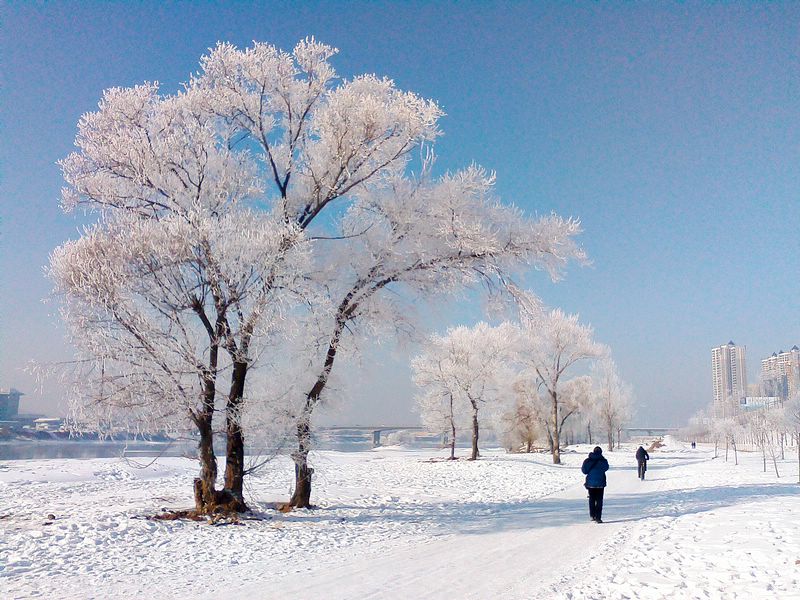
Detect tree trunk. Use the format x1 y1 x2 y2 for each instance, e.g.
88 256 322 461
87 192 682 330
191 338 227 514
526 440 532 453
289 412 314 508
587 422 592 445
617 427 621 448
733 441 738 465
469 403 480 460
551 392 561 465
607 430 613 452
448 392 456 460
222 360 248 511
288 305 349 508
194 410 219 513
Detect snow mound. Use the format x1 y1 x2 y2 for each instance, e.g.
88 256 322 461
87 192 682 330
659 435 691 451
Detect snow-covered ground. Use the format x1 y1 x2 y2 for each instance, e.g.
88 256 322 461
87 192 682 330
1 438 798 599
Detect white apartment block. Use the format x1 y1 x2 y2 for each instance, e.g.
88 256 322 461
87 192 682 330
712 341 747 418
761 345 800 401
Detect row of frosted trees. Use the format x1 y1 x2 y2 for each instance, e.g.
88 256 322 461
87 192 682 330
682 396 800 482
49 39 595 513
411 306 633 465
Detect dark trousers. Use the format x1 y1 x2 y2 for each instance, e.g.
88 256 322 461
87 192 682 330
588 487 604 520
637 460 647 479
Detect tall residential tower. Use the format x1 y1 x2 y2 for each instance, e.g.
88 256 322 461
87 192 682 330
711 341 747 418
761 345 800 402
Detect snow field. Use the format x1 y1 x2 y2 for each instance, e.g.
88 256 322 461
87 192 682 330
2 439 799 599
1 447 580 599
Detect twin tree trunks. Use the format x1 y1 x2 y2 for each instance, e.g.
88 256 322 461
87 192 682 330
193 361 248 515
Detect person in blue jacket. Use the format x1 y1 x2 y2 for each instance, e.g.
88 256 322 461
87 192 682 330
581 446 610 523
635 446 649 480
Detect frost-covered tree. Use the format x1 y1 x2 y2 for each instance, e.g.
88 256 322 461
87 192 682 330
413 322 516 461
718 417 742 465
49 210 308 512
413 360 470 460
559 375 595 437
502 378 547 452
516 309 605 464
592 358 633 452
744 410 773 475
783 394 800 483
287 166 583 506
55 38 585 511
56 38 441 511
509 371 595 455
54 79 316 511
762 408 785 478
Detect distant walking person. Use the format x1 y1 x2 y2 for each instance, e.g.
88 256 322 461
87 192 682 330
636 446 649 480
581 446 609 523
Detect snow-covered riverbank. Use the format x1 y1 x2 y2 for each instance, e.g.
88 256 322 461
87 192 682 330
1 438 798 599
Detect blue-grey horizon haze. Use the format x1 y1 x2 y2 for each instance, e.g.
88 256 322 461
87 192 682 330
1 2 798 428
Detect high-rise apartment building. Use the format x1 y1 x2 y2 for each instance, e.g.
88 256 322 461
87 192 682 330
711 341 747 418
761 345 800 402
0 388 23 420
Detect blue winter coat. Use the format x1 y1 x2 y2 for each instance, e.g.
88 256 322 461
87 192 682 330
581 449 609 488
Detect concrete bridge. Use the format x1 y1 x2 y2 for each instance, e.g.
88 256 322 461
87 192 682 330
319 426 425 447
624 427 678 437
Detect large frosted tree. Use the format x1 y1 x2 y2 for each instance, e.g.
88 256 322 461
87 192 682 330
54 38 586 511
55 39 440 511
286 167 584 506
53 80 316 512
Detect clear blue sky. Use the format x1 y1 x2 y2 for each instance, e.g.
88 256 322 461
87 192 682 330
1 1 798 426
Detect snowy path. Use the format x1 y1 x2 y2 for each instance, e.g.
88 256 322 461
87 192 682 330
230 451 800 600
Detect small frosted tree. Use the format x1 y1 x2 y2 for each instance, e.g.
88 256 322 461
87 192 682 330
413 322 516 461
559 375 595 440
502 378 547 452
510 374 557 451
413 384 469 460
413 330 475 460
592 358 633 451
580 399 601 446
782 394 800 483
718 417 742 465
517 309 605 464
744 409 781 476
